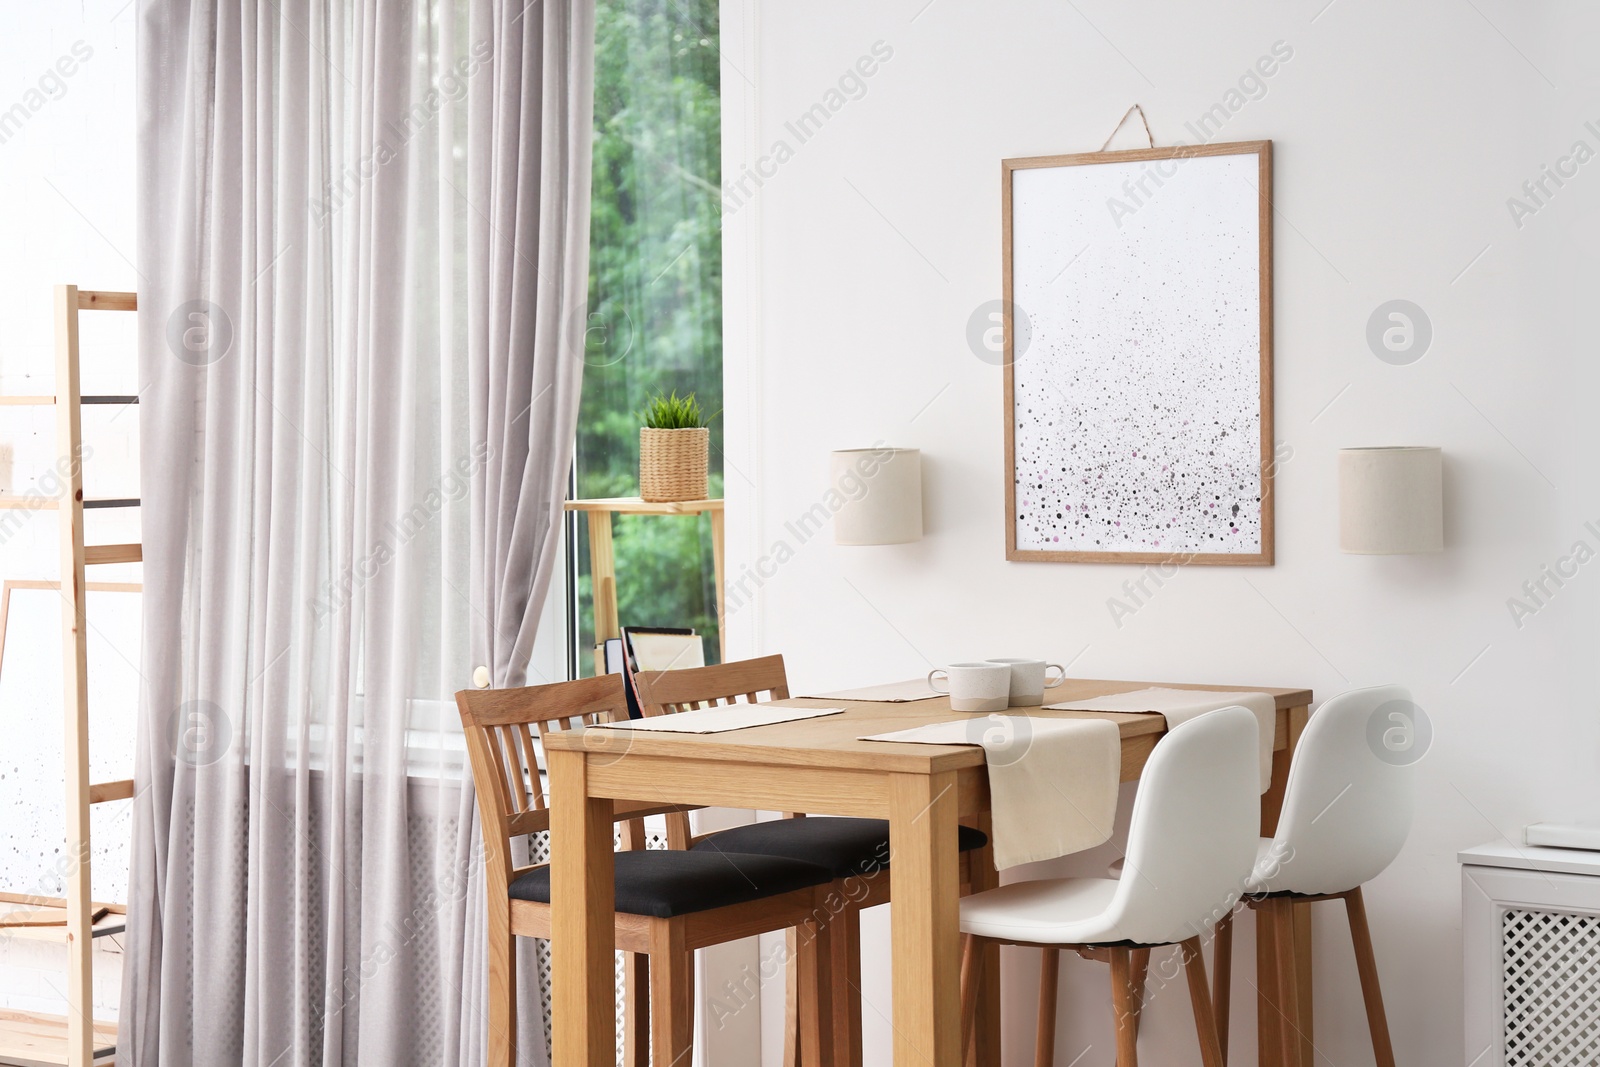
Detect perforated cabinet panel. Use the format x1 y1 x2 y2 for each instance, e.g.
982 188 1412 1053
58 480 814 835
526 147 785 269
1502 908 1600 1066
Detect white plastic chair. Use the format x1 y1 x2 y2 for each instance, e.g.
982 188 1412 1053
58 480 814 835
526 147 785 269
957 705 1260 1067
1213 684 1415 1067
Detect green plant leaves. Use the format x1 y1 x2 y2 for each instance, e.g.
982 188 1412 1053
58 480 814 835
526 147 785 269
641 390 713 429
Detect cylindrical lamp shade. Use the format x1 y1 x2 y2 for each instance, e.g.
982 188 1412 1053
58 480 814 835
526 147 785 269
1339 447 1443 554
831 448 922 545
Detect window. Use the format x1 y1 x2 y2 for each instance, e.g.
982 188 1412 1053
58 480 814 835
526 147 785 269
571 0 723 677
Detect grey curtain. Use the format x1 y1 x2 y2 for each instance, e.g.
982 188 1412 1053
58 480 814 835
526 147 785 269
123 2 593 1064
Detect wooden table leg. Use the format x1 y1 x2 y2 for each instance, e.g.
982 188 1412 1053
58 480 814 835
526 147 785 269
890 771 962 1066
1257 902 1282 1066
964 815 1001 1067
1293 899 1314 1066
550 748 616 1067
1273 901 1304 1067
1256 704 1310 1067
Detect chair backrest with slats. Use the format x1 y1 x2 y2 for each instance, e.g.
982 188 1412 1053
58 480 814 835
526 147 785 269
634 653 790 715
456 674 632 889
634 654 790 846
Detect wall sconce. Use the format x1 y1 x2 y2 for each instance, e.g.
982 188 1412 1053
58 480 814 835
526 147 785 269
1339 446 1443 554
831 447 923 545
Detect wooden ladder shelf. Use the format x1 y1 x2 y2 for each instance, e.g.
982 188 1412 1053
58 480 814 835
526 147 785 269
0 286 141 1067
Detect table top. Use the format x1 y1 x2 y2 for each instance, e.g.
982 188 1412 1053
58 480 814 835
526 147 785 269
543 677 1314 774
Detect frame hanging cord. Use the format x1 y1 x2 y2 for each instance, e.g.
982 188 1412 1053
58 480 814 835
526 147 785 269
1100 104 1155 152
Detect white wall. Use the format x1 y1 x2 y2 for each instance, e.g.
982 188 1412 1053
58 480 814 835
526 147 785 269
0 0 139 1020
723 2 1600 1063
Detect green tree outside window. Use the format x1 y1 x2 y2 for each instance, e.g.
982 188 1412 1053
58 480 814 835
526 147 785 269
574 0 723 674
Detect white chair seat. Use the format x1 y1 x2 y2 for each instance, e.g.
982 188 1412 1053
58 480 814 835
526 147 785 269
960 876 1123 944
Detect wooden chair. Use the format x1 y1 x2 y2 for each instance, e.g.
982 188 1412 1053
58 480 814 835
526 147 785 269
457 673 840 1067
635 654 992 1067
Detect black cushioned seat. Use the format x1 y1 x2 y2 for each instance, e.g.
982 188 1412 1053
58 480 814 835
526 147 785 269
508 849 832 919
692 817 989 879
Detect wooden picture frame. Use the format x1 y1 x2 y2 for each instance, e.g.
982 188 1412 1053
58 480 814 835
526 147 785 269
1002 139 1274 565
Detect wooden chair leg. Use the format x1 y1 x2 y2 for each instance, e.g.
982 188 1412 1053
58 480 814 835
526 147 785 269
1110 947 1140 1067
650 924 695 1067
487 914 515 1067
1035 947 1060 1067
830 908 863 1067
784 927 802 1067
1128 947 1150 1037
799 914 836 1067
619 817 650 1067
1213 910 1233 1062
1344 888 1398 1067
623 952 650 1067
1273 901 1303 1067
959 934 982 1062
1180 937 1226 1067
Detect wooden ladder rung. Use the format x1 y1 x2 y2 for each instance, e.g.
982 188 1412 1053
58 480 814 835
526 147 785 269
76 290 136 311
1 395 138 407
84 544 141 565
87 779 133 804
0 1009 117 1064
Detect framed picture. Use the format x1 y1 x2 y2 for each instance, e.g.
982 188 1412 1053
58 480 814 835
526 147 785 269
1002 140 1273 565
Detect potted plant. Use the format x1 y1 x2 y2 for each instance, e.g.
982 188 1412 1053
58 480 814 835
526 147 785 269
639 391 712 502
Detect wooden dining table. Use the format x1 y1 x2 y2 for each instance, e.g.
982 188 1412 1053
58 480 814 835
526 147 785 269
545 677 1315 1067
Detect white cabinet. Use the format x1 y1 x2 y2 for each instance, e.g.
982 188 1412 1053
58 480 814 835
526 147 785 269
1461 842 1600 1066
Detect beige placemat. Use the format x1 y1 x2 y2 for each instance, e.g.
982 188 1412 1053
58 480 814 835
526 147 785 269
592 705 845 734
862 716 1120 869
1046 687 1276 791
805 678 942 702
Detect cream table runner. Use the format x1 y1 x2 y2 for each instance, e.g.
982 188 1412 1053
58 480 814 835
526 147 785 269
861 716 1120 870
1045 687 1277 791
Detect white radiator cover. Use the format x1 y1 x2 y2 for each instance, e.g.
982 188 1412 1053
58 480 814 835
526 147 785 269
1462 843 1600 1066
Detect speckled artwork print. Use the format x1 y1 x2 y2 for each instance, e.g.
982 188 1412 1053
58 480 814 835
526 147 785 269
1011 151 1262 556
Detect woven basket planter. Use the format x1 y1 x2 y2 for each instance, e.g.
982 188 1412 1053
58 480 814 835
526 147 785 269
639 426 709 502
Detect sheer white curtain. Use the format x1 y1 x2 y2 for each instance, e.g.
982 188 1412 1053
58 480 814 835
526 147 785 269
123 2 592 1064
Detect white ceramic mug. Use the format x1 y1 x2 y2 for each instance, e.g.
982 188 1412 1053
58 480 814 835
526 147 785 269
927 662 1011 713
986 658 1067 707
